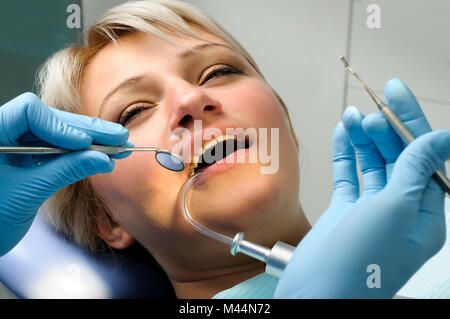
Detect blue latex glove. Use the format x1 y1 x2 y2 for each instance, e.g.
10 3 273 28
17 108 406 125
275 79 450 298
0 93 131 256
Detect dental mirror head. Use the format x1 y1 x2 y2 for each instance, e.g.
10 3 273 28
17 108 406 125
155 150 185 171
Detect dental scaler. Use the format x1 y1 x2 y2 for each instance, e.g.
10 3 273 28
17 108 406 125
340 56 450 195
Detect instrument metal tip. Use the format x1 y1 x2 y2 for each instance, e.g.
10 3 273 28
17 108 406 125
339 55 383 109
340 56 349 68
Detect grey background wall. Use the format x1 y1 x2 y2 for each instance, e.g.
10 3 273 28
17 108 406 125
82 0 450 225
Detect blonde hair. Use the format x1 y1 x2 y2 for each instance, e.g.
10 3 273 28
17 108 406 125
38 0 298 251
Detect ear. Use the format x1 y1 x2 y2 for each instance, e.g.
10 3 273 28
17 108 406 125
97 221 135 250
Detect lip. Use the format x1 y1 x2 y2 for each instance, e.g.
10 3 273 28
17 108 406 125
184 121 255 179
194 146 252 184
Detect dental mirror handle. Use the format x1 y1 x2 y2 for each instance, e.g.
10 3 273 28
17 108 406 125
231 232 295 278
0 145 185 171
0 145 158 155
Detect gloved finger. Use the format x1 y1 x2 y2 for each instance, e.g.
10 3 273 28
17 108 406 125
51 107 129 146
331 121 359 202
34 150 115 196
388 130 450 203
384 79 432 139
342 106 386 196
361 113 404 181
0 93 92 150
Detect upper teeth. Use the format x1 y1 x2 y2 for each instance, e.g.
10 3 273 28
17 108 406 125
188 134 237 177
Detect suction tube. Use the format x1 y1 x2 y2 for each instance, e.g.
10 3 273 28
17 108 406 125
181 173 295 278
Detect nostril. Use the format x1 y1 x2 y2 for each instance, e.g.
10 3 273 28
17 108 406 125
204 105 214 111
179 114 192 125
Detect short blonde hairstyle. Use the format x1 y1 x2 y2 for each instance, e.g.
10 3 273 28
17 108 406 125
38 0 298 251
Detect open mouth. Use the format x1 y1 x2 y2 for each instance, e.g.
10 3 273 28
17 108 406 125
188 135 252 177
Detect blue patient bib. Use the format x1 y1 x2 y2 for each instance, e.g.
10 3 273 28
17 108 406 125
212 272 279 299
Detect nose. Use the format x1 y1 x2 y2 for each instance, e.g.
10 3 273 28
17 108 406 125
167 80 222 132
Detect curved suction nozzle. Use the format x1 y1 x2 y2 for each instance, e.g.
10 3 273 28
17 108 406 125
180 173 296 278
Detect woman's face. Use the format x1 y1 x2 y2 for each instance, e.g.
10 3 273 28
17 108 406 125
81 25 302 279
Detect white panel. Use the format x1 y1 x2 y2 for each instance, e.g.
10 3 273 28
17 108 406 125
348 0 450 104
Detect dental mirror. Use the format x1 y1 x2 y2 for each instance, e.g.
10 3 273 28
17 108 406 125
155 150 185 171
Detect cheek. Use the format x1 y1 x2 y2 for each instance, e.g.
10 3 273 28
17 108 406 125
99 125 167 199
89 127 183 230
234 78 300 194
226 78 296 158
228 79 286 127
90 151 156 210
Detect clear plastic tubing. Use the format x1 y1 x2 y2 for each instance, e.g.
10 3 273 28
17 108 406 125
181 173 295 278
181 173 234 245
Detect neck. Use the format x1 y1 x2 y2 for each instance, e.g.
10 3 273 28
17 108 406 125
171 261 266 299
169 203 311 299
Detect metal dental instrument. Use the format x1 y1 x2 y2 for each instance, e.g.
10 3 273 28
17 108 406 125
340 56 450 196
181 173 295 278
0 144 185 171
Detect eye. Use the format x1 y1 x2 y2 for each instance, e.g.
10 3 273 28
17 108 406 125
118 102 156 126
200 65 243 85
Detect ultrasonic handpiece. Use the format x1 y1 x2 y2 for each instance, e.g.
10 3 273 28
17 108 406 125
181 173 295 277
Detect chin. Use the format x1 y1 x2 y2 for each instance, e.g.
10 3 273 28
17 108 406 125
188 162 285 235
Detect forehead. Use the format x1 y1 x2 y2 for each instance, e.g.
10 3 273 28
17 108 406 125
81 25 230 115
86 24 230 79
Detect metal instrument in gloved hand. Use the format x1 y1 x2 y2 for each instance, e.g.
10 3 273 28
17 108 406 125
275 79 450 298
0 93 131 256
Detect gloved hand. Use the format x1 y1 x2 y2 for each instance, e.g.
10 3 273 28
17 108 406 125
275 79 450 298
0 92 131 256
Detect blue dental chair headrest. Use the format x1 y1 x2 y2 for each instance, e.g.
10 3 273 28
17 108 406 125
0 207 176 298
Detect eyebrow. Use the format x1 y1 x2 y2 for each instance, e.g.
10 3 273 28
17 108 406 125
98 42 237 116
178 42 236 59
98 75 145 117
